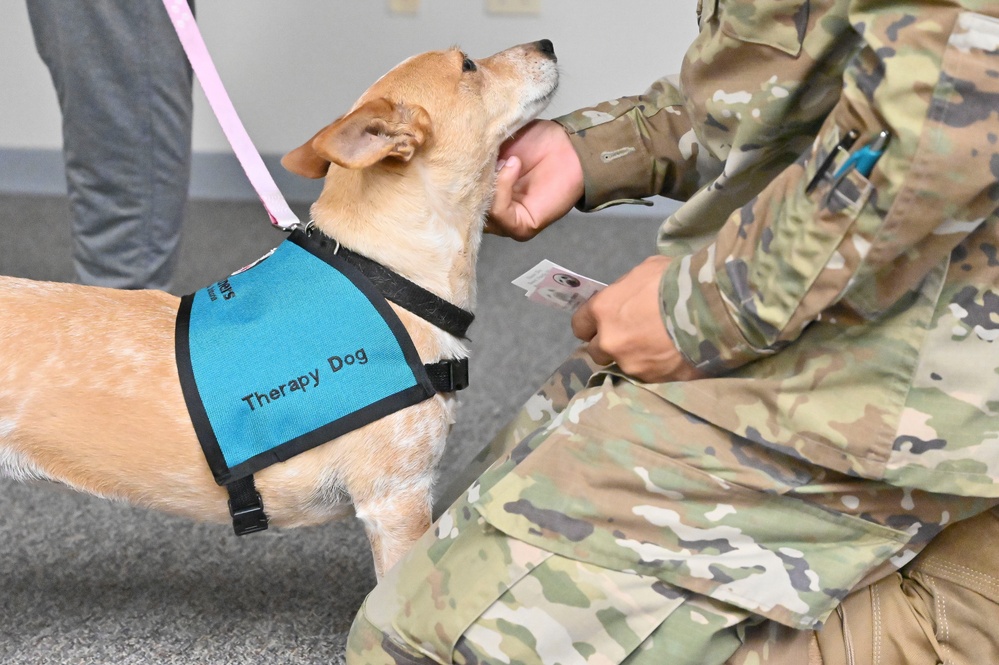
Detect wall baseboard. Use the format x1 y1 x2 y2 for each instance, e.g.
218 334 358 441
0 148 678 218
0 148 323 203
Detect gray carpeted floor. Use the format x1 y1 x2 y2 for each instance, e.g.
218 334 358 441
0 192 670 664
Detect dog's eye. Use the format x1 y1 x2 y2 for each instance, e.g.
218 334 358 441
461 56 477 73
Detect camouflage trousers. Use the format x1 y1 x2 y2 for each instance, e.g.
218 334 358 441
346 347 996 665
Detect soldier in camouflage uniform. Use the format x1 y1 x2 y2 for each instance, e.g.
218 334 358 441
346 0 999 662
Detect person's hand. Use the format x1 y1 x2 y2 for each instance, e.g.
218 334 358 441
571 256 707 383
487 120 584 241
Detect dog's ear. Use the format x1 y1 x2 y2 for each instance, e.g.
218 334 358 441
282 99 431 177
317 99 434 172
281 128 337 178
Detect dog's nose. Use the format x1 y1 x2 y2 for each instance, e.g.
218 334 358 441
536 39 555 59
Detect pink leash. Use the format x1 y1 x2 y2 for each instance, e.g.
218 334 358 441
161 0 302 231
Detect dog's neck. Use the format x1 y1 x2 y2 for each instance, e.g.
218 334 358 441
308 159 491 313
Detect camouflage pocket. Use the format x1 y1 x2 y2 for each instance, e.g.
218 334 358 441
474 379 912 629
714 0 808 57
791 122 882 318
842 11 999 319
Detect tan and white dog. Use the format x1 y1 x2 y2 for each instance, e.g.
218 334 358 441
0 40 558 578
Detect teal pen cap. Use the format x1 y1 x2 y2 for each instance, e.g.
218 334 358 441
833 130 891 179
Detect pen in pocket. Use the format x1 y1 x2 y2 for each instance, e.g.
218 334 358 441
824 130 891 206
805 129 860 194
833 130 891 179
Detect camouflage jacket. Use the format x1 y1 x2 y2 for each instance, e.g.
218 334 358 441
556 0 999 497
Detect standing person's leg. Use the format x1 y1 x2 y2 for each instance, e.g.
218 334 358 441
27 0 193 290
349 367 995 665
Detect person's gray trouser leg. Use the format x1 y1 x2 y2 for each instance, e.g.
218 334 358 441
27 0 193 290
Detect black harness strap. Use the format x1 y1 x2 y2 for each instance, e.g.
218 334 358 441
424 357 470 393
310 234 475 339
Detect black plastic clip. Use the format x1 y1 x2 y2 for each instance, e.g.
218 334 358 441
229 496 269 536
447 357 470 392
226 475 269 536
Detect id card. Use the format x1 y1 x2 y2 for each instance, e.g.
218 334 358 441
512 260 605 312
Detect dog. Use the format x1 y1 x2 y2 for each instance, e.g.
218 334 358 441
0 40 558 579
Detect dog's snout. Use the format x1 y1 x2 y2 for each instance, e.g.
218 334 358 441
536 39 556 60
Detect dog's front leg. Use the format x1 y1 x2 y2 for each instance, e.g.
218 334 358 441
355 489 433 580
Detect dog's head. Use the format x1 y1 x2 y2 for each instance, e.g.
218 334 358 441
281 40 558 179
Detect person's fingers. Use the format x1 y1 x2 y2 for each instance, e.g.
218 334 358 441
584 334 613 366
573 298 614 366
485 156 521 236
571 298 598 341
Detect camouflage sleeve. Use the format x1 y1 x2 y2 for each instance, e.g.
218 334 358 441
663 3 999 374
553 76 706 211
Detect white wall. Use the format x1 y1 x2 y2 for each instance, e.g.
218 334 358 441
1 1 696 204
2 1 696 152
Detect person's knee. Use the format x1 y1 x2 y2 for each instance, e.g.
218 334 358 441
345 515 535 665
344 542 456 665
347 600 440 665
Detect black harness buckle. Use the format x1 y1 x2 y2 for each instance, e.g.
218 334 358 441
448 357 470 392
229 494 269 536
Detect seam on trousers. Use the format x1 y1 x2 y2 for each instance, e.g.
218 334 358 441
872 583 882 665
930 577 952 665
919 557 999 598
840 603 857 665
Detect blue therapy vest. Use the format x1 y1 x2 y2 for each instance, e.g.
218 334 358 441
175 231 435 486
